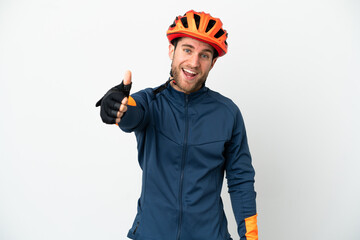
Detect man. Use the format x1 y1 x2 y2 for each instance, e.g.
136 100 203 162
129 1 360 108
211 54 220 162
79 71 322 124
96 10 258 240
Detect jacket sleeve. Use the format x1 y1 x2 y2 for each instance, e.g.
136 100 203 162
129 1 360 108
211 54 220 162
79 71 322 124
224 109 258 240
118 91 149 133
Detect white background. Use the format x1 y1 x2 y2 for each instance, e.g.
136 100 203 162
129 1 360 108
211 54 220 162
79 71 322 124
1 0 359 239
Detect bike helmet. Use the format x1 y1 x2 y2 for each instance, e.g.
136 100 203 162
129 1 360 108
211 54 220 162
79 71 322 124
167 10 228 57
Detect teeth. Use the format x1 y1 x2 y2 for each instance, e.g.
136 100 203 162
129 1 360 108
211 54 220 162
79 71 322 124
183 68 197 75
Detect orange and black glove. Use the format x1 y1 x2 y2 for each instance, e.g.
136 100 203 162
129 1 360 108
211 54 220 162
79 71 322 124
95 80 132 124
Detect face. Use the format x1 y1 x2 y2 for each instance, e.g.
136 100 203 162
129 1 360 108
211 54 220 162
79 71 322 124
169 37 217 94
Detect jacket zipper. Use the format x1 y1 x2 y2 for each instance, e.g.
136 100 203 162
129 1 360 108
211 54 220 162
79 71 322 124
176 95 189 240
133 221 139 235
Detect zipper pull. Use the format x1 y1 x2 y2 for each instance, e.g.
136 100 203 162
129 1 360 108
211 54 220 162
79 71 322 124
133 221 139 234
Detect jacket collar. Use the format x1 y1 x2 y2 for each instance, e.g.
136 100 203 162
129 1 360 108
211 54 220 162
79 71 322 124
165 81 209 106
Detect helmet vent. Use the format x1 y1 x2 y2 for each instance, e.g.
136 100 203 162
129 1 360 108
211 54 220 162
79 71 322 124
206 20 216 33
181 17 188 28
194 14 201 29
214 29 225 38
169 21 176 28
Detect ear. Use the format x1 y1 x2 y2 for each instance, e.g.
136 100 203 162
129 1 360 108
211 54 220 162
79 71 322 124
168 44 175 60
210 57 218 70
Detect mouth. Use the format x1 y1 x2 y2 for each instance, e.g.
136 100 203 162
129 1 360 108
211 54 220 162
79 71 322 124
182 68 198 80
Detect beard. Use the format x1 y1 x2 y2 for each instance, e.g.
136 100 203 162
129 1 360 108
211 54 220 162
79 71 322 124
170 61 208 94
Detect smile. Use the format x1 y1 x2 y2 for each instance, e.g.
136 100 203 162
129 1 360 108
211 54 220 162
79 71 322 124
182 68 198 79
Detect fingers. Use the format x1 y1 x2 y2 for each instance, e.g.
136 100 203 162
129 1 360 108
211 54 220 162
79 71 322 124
118 97 128 113
122 96 128 105
123 70 132 86
100 111 118 124
105 95 128 111
114 97 128 124
119 103 127 112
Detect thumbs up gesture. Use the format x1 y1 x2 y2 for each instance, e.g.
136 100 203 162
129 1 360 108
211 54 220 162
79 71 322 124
96 70 136 124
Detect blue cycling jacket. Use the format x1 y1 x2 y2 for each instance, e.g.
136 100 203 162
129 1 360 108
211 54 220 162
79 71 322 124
119 80 257 240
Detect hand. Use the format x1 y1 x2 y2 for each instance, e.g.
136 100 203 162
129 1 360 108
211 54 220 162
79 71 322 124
96 70 133 124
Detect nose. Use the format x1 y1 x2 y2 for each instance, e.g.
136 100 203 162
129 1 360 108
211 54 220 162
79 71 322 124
188 54 200 67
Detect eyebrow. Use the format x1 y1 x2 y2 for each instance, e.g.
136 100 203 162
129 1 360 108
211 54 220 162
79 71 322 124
181 44 213 54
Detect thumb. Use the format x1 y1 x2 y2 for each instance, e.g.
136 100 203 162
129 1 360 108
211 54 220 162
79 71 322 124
122 70 136 107
123 70 132 86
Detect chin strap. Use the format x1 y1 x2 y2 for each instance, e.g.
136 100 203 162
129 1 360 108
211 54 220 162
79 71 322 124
153 78 172 96
169 69 177 85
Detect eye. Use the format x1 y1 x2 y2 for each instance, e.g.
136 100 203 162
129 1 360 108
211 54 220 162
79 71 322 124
201 53 210 59
184 48 191 53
